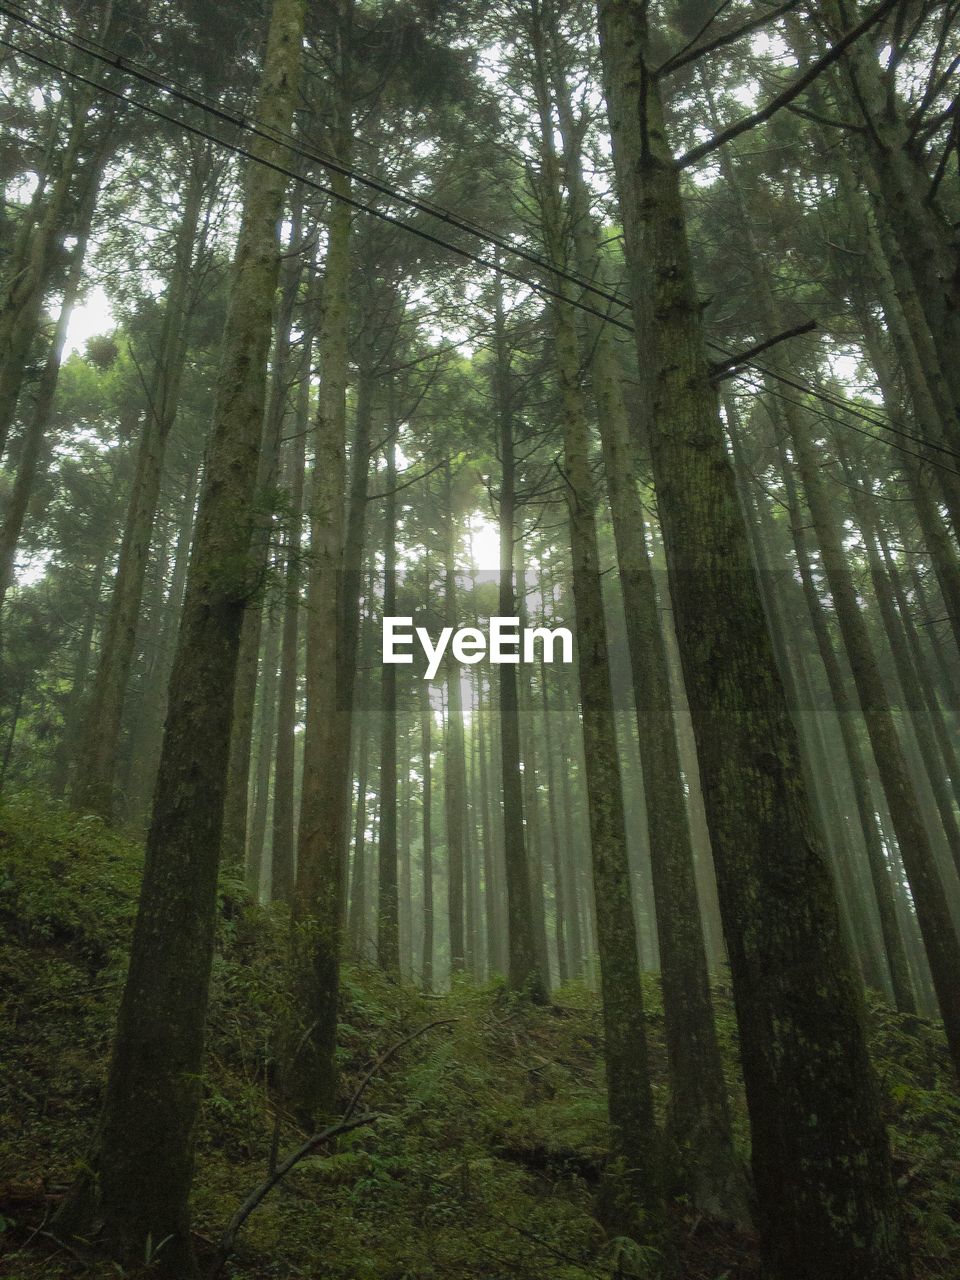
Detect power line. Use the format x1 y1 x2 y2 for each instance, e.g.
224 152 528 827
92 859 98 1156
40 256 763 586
0 30 639 341
0 1 634 324
736 370 960 481
6 4 960 481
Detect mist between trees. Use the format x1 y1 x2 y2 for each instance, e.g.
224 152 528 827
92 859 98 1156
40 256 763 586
1 0 959 1277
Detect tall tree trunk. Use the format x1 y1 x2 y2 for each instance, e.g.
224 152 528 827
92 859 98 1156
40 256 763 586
287 4 357 1122
545 31 743 1216
477 670 504 977
377 440 401 974
124 464 199 824
493 275 546 1000
597 3 910 1275
58 3 306 1271
222 193 307 872
419 676 434 991
0 61 110 459
50 536 112 796
771 432 916 1011
0 141 106 609
840 441 960 868
515 542 552 987
246 602 283 897
347 666 373 956
551 254 666 1249
71 163 206 818
881 530 960 798
442 458 467 977
539 653 568 984
400 718 414 976
786 405 960 1072
271 359 310 903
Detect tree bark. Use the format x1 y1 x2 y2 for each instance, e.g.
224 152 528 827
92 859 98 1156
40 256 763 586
597 2 911 1274
442 457 467 977
71 162 206 819
419 676 434 991
492 274 547 1000
377 439 401 974
60 2 306 1271
271 357 310 903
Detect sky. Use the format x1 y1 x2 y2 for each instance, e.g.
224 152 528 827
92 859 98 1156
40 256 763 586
64 285 114 355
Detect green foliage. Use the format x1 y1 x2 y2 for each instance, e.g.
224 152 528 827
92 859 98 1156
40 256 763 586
0 798 957 1278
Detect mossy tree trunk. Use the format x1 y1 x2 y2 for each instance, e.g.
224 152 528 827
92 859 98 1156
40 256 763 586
222 191 307 873
271 351 310 903
786 403 960 1078
545 31 745 1219
419 673 435 990
60 2 306 1272
0 137 106 610
596 3 910 1275
287 1 357 1122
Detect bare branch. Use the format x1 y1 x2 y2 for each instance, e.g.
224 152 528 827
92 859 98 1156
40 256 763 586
657 0 735 74
710 320 818 381
366 457 447 500
785 101 864 131
209 1019 456 1278
658 0 800 77
677 0 900 169
209 1114 379 1277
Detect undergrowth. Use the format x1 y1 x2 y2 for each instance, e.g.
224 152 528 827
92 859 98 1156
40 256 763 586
0 792 957 1278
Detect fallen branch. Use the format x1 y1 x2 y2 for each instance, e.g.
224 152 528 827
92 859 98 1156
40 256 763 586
710 319 817 381
209 1113 379 1277
209 1017 456 1278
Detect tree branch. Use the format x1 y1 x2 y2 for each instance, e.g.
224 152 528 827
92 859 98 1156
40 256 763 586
710 319 817 381
658 0 800 77
367 458 447 500
209 1114 378 1277
677 0 900 168
785 101 864 132
209 1019 456 1278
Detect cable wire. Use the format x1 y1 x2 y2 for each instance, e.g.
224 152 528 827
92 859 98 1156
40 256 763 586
6 4 960 481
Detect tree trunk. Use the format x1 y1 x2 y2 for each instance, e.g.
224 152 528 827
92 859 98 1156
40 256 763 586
786 405 960 1074
419 676 434 991
246 601 283 897
597 2 910 1274
377 440 401 975
544 33 744 1216
551 257 666 1249
271 357 310 903
493 274 547 1000
124 464 199 824
442 458 467 977
347 666 373 957
222 193 307 872
287 6 356 1122
60 2 305 1271
0 143 106 609
71 163 206 819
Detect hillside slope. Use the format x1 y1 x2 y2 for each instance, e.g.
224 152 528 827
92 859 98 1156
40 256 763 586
1 793 958 1279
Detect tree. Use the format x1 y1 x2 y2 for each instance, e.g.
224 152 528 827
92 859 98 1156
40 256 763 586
53 2 306 1270
596 1 910 1274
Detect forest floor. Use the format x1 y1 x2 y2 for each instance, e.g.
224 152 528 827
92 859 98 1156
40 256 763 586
1 792 959 1280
